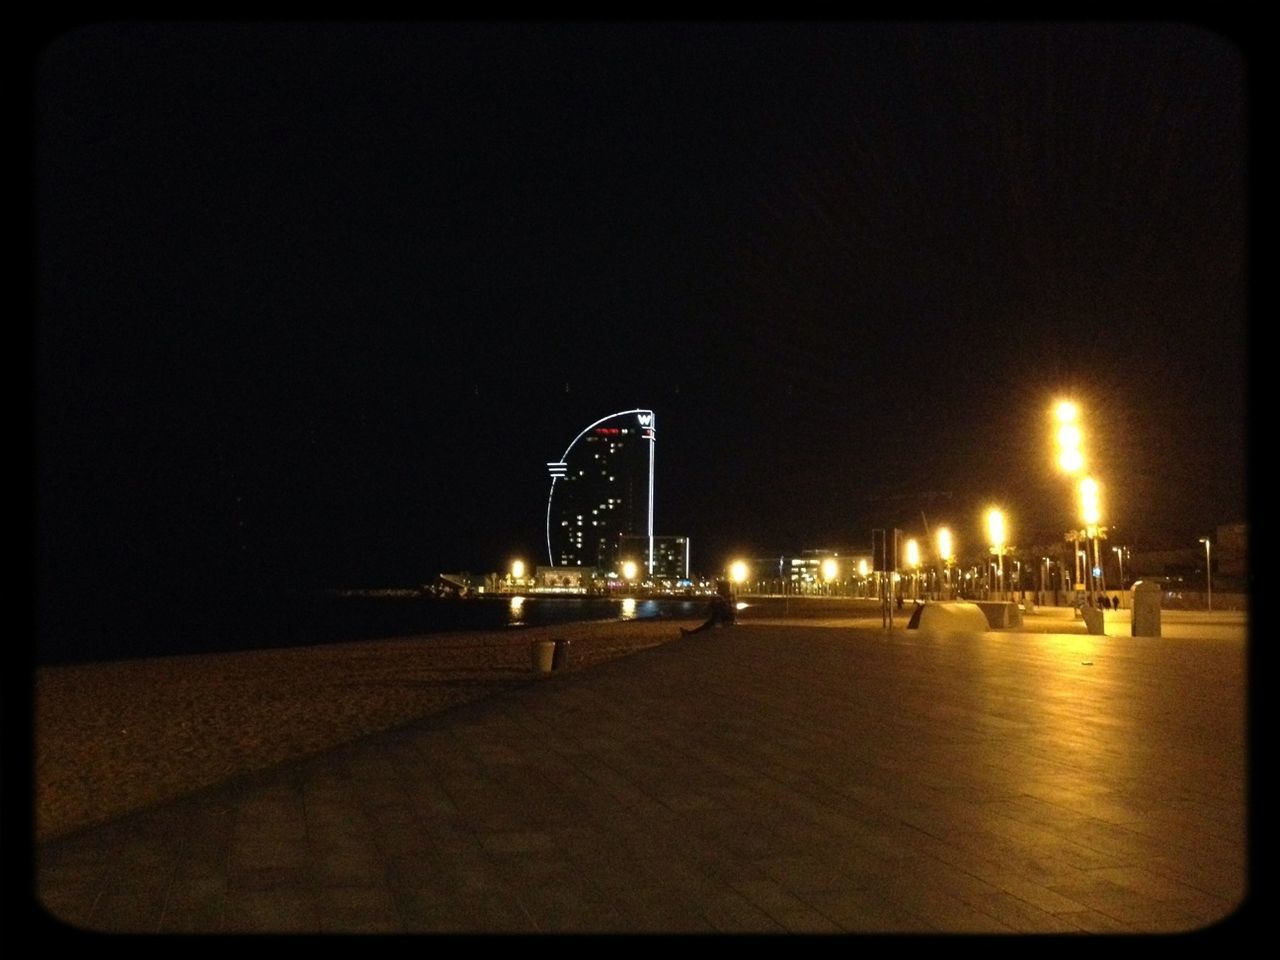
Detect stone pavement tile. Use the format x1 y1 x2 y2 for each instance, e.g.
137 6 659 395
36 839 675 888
728 877 844 933
962 891 1096 933
316 885 403 933
227 837 311 889
476 829 559 857
514 876 629 933
1053 909 1139 933
309 835 389 886
595 884 720 934
754 852 852 894
1145 854 1247 905
800 886 939 934
394 887 533 933
699 888 788 934
156 870 230 933
224 886 321 933
36 880 104 932
81 880 172 934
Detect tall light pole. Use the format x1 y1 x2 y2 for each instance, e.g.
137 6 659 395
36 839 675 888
986 508 1006 601
1199 537 1212 611
1054 399 1087 596
937 527 953 600
1080 476 1102 605
904 539 920 600
821 557 839 596
1112 545 1126 589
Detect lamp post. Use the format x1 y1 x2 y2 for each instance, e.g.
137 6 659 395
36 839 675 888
937 527 953 600
986 508 1006 601
1112 545 1125 589
905 539 920 601
1079 476 1102 605
1054 400 1085 595
821 557 839 596
1199 537 1212 611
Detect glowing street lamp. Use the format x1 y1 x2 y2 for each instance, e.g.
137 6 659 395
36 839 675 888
1054 398 1086 593
904 539 920 600
622 559 638 582
821 557 839 595
986 508 1006 599
1054 400 1085 475
1080 476 1102 603
936 527 953 599
857 558 869 598
1199 537 1212 611
729 560 749 592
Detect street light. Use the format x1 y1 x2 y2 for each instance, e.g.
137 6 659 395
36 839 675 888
1199 537 1212 611
1054 400 1085 475
1080 476 1102 604
905 539 920 600
936 527 953 599
986 508 1006 600
1112 545 1126 588
821 557 838 595
1054 399 1086 594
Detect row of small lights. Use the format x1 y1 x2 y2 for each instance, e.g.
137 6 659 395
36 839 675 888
721 398 1101 588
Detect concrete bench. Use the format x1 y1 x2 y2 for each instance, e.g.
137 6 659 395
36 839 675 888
906 602 991 635
974 601 1024 629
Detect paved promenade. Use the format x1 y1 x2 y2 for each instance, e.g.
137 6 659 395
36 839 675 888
32 611 1249 934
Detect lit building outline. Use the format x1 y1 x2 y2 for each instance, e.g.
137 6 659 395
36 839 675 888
546 408 656 573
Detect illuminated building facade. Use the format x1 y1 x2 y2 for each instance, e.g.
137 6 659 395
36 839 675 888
620 535 690 581
546 409 656 572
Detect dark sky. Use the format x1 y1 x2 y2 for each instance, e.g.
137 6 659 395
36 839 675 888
33 21 1249 597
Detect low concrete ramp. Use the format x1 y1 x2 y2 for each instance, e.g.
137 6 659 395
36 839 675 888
975 601 1024 629
907 602 990 635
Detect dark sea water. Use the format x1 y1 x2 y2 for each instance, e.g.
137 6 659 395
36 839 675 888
35 592 710 667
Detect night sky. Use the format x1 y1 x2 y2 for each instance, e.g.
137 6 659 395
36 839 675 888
33 22 1249 611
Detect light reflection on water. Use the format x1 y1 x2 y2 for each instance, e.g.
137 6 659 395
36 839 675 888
501 596 682 628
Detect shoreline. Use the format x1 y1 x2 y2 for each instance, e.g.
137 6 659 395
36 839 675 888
34 618 699 845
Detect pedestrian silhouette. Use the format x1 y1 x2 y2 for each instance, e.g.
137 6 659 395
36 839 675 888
681 580 736 635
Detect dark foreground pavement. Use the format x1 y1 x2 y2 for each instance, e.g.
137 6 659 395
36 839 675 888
31 620 1248 934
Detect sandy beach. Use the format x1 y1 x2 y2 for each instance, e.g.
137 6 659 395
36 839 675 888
34 617 698 845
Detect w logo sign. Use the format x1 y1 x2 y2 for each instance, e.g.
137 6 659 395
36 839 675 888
637 412 653 427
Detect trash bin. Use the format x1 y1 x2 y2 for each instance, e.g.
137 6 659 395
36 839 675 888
552 637 571 671
1131 580 1162 637
531 639 556 673
1080 602 1105 635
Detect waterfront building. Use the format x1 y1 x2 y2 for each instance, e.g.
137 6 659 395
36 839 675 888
620 534 691 582
546 409 656 573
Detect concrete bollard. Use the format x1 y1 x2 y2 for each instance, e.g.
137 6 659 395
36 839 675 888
532 639 556 673
1131 580 1162 637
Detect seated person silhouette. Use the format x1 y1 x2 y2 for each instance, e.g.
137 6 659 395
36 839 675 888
682 581 736 635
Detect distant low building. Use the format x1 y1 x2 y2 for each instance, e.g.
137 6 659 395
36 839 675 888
619 534 690 581
533 565 594 594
